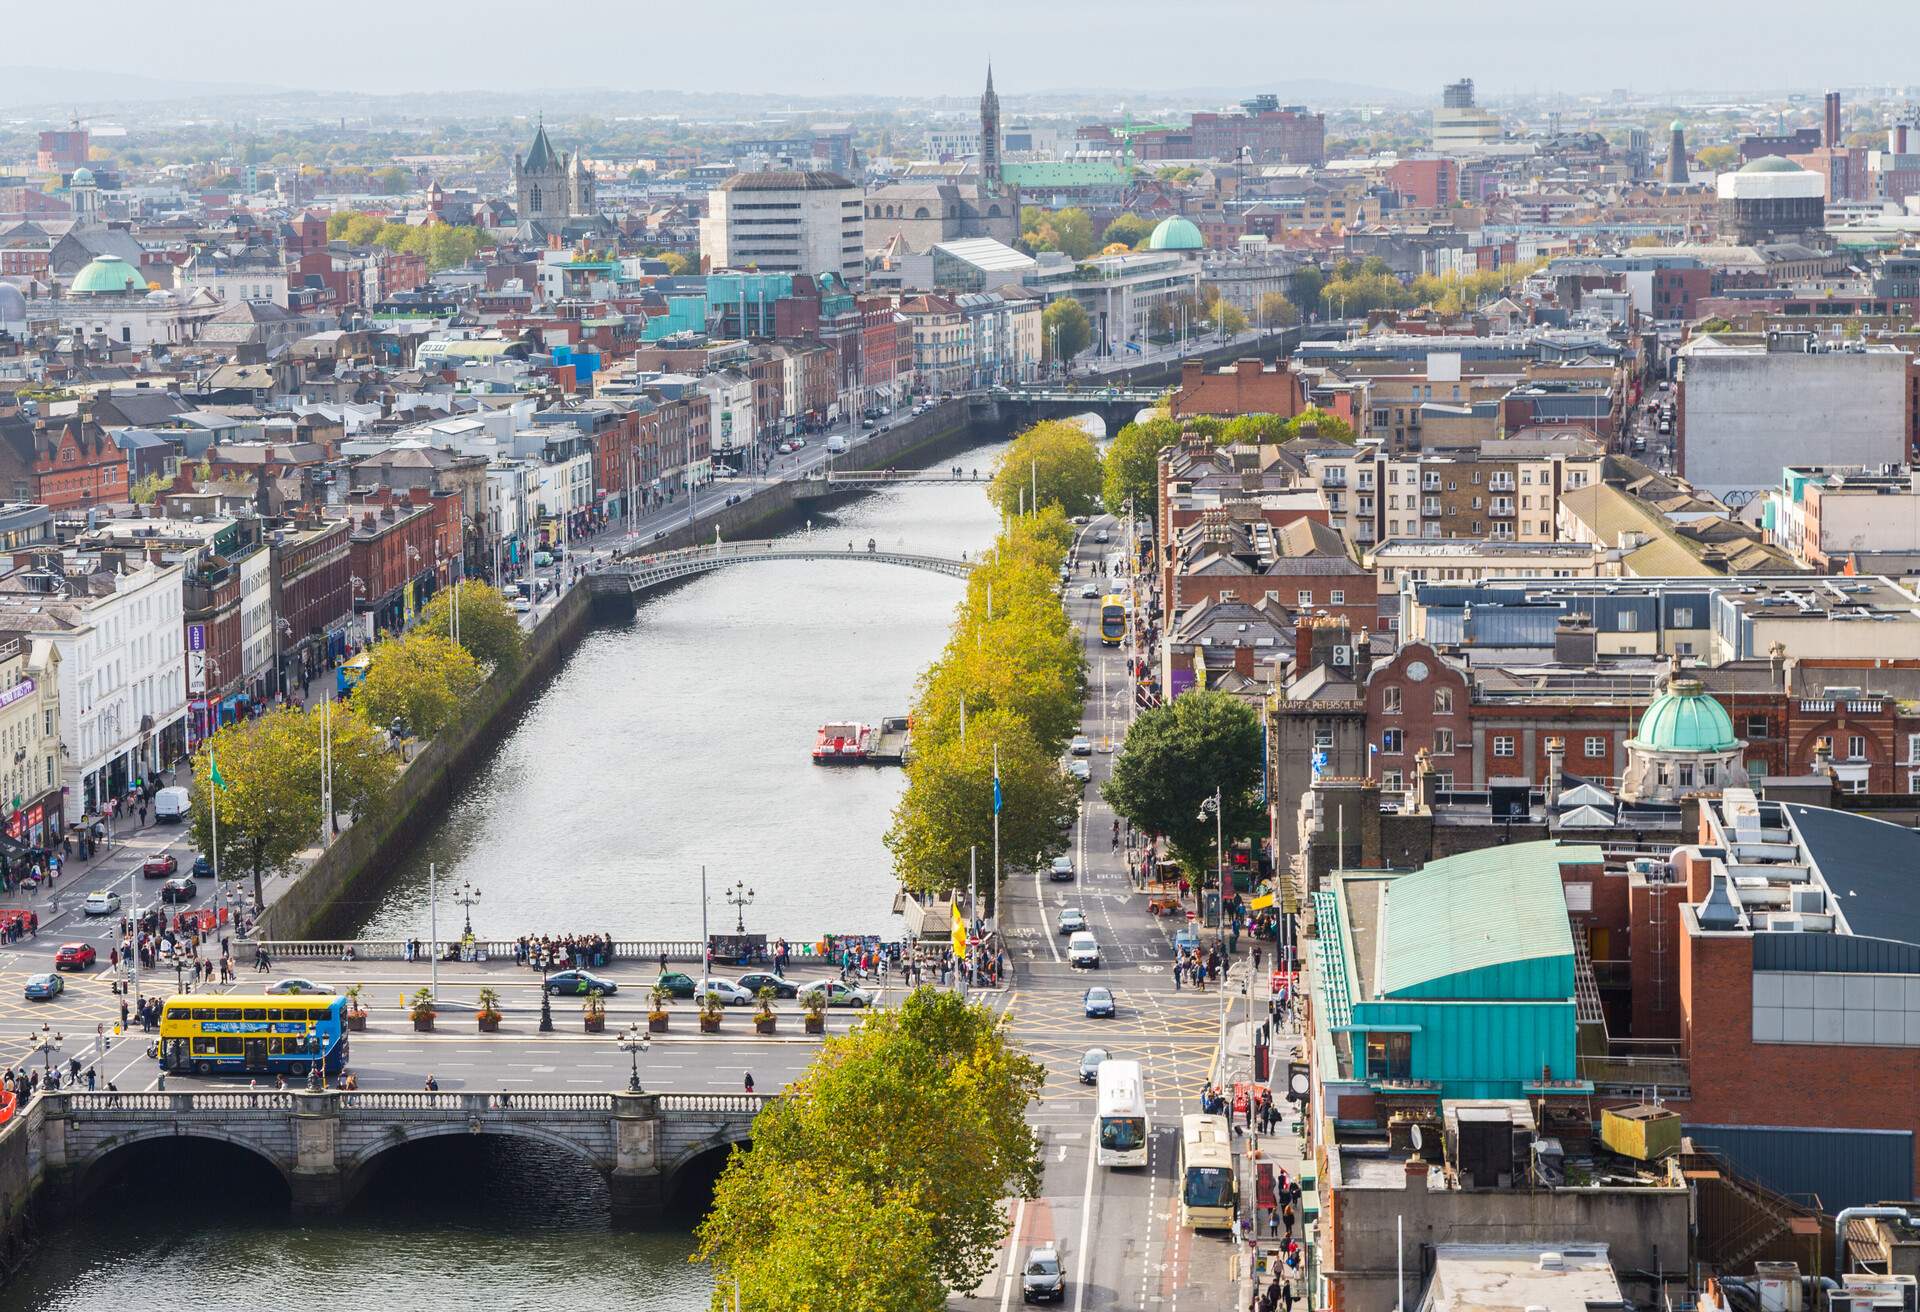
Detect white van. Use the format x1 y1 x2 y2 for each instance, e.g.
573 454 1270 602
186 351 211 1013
825 435 847 454
1068 931 1100 969
153 786 191 823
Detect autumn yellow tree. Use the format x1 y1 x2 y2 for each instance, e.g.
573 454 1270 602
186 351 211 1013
352 632 484 740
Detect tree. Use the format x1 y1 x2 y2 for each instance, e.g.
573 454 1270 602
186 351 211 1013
1102 690 1263 877
1021 206 1095 259
337 212 384 246
918 607 1085 754
658 251 694 275
1291 267 1325 318
418 580 524 672
1217 302 1250 336
1040 297 1092 364
128 472 171 505
1102 415 1180 517
1283 406 1356 443
190 703 395 908
695 989 1043 1306
1259 292 1300 328
353 631 484 741
987 419 1102 519
1221 413 1288 445
371 166 409 194
1695 144 1737 172
887 708 1080 895
1101 212 1154 248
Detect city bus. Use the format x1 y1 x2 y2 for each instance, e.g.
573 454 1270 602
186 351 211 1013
1099 595 1126 646
336 651 372 696
1096 1059 1148 1167
158 994 350 1079
1179 1113 1238 1229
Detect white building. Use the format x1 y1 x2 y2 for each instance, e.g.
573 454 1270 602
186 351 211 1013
239 548 274 699
696 370 756 462
701 170 864 286
0 557 187 816
1431 79 1505 155
1676 333 1910 501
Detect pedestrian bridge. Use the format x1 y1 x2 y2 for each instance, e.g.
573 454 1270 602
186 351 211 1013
588 539 974 608
793 468 991 498
16 1088 765 1221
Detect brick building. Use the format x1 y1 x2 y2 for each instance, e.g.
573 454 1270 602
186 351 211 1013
1171 358 1304 420
344 488 460 639
32 419 127 511
269 515 354 688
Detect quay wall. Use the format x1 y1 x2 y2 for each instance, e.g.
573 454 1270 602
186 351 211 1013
254 401 981 941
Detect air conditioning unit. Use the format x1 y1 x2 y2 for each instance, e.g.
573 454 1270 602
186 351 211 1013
1332 645 1352 666
1791 887 1825 914
1770 913 1804 933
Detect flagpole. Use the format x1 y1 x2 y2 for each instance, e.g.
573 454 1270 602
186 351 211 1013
992 743 1000 893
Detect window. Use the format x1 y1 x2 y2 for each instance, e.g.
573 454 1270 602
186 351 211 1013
1750 716 1773 740
1297 590 1313 608
1672 607 1695 627
1678 763 1694 787
1434 728 1454 755
1382 686 1402 714
1433 688 1453 715
1330 590 1345 606
1848 735 1867 761
1909 733 1920 763
1844 776 1868 795
1909 770 1920 794
1617 611 1638 633
1381 769 1404 792
1493 735 1516 758
1584 736 1606 758
1434 771 1454 791
1381 729 1403 754
1364 1031 1411 1082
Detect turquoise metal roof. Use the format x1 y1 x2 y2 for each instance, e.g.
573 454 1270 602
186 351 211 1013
1148 216 1203 251
70 255 144 295
1375 842 1589 999
1630 679 1737 753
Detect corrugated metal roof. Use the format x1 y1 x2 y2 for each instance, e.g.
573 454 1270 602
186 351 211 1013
1376 842 1592 997
1687 1123 1913 1212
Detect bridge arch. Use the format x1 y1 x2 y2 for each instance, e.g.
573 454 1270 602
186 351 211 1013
662 1128 752 1208
338 1121 614 1207
74 1128 293 1202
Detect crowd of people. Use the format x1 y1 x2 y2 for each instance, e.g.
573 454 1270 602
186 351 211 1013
515 933 614 970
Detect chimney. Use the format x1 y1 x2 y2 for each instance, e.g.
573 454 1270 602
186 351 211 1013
1545 736 1565 801
1236 358 1262 379
1353 627 1374 683
1768 640 1788 694
1233 643 1255 677
1294 614 1318 674
1824 91 1842 149
1415 748 1440 812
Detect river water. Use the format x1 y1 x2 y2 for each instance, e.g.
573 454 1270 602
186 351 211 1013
0 432 1019 1312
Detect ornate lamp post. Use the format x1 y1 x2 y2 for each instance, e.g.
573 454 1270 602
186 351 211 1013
539 958 554 1033
724 880 755 935
619 1022 651 1094
454 879 481 937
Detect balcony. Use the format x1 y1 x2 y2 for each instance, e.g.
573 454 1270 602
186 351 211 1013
1578 1053 1691 1098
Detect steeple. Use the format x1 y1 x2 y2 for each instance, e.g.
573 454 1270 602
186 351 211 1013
979 64 1002 192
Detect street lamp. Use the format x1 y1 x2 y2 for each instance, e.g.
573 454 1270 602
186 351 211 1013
28 1024 62 1079
1199 787 1224 928
619 1021 651 1094
539 958 554 1033
454 879 481 937
724 880 754 935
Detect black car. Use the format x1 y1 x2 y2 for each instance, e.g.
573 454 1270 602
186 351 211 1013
158 876 197 903
735 971 798 999
654 971 697 999
545 969 617 997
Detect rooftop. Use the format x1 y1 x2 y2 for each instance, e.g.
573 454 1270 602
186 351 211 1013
716 170 855 192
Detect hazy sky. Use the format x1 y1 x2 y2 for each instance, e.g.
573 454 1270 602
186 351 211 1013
14 0 1920 100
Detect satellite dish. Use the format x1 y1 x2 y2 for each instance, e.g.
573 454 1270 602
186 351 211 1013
1410 1124 1424 1151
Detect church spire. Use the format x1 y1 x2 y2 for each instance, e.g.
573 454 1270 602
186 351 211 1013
979 64 1002 193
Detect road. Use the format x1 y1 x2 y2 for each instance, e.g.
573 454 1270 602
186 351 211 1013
955 513 1237 1312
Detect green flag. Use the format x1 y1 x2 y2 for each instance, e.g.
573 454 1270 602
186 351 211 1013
208 750 229 792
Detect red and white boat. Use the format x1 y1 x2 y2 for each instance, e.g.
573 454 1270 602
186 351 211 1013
812 721 872 764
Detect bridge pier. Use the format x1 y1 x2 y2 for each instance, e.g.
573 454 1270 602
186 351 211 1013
609 1092 664 1224
290 1092 346 1216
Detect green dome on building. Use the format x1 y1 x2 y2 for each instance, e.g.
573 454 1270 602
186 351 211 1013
69 255 143 295
1147 216 1204 251
1631 679 1737 753
69 167 95 186
1737 155 1804 174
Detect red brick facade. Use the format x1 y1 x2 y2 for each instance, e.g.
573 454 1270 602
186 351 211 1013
1171 358 1304 420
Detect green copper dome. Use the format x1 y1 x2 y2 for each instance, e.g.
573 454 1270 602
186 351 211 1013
1632 679 1737 753
1147 216 1204 251
69 255 143 295
1738 155 1804 174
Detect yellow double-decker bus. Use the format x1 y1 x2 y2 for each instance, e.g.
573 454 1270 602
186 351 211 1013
1099 595 1126 646
158 994 350 1079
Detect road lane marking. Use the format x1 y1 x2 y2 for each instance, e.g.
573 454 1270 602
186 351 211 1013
1072 1114 1098 1312
997 1195 1028 1312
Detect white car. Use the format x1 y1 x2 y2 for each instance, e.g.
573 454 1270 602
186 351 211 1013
1078 583 1099 599
1070 735 1092 756
1067 931 1101 969
777 442 794 454
264 978 336 995
82 890 121 917
696 977 754 1006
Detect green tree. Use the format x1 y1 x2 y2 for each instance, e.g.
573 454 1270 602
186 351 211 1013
128 472 171 505
418 580 525 672
371 165 409 194
1695 144 1736 171
1217 302 1250 336
695 989 1043 1306
1221 413 1288 445
1040 297 1092 364
887 708 1080 895
1101 212 1154 248
1021 206 1095 259
987 419 1102 519
1102 690 1263 877
353 631 484 741
658 251 694 275
326 212 351 239
1283 406 1356 443
338 212 384 246
1291 266 1325 317
1259 292 1300 328
1102 415 1180 517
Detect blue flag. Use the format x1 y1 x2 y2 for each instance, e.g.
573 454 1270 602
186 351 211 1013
992 746 1002 815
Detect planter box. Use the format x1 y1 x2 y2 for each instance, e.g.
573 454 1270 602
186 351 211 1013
699 1015 722 1033
584 1015 606 1033
648 1014 669 1034
412 1015 436 1032
478 1013 501 1032
755 1016 777 1035
804 1014 825 1035
346 1010 367 1032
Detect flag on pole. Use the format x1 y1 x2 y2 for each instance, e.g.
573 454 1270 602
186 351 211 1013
208 750 229 791
992 746 1002 815
951 899 968 961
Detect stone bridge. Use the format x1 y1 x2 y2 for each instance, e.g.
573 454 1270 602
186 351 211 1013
14 1089 765 1221
966 387 1164 438
586 539 973 615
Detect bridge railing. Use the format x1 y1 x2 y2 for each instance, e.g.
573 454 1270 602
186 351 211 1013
259 939 706 964
60 1092 300 1113
657 1093 770 1114
340 1091 616 1113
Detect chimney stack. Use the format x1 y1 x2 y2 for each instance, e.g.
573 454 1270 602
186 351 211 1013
1824 91 1842 149
1545 736 1566 802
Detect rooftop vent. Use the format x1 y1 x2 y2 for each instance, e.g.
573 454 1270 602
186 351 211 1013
1698 872 1742 931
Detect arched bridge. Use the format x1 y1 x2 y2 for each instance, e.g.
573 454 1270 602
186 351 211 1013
588 539 974 609
24 1089 765 1221
968 385 1165 437
793 468 991 499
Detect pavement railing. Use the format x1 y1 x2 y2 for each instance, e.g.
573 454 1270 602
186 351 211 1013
339 1091 615 1113
60 1091 300 1113
257 939 706 963
656 1093 770 1114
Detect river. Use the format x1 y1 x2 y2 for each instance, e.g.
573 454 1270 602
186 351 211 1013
0 432 1019 1312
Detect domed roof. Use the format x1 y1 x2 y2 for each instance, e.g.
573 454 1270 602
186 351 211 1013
1669 119 1686 133
1632 679 1738 753
69 167 95 186
1738 155 1804 174
1147 216 1204 251
70 255 143 295
0 283 24 323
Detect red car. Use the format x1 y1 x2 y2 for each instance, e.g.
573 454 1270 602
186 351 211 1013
142 854 179 878
54 943 95 971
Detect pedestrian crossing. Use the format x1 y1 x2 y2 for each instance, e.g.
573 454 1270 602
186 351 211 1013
1000 986 1221 1110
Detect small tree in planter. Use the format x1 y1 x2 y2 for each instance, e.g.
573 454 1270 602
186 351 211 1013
801 987 827 1035
754 984 778 1035
648 982 671 1034
409 987 436 1032
583 988 607 1033
698 988 725 1033
344 983 368 1032
476 987 503 1032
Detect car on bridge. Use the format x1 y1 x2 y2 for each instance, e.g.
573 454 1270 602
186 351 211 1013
142 854 179 878
54 943 95 971
1083 987 1116 1019
1078 1047 1109 1084
546 969 617 997
796 979 874 1008
266 978 336 995
82 890 121 917
695 977 754 1006
736 971 798 999
1057 908 1088 935
23 973 62 1001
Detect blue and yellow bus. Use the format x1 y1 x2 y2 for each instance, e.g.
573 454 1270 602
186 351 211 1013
336 651 371 697
159 994 350 1078
1099 595 1126 646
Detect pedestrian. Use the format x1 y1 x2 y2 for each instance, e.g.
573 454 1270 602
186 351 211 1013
1173 959 1183 992
743 1072 755 1094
